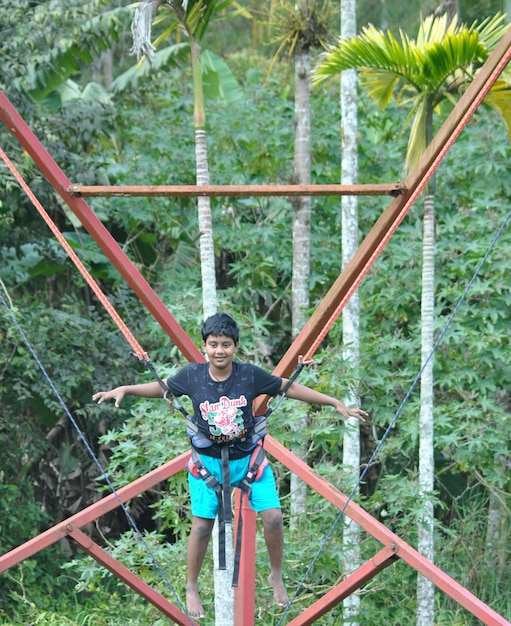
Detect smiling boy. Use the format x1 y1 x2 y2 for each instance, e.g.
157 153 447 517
93 312 367 619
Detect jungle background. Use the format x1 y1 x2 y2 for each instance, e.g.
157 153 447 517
0 0 510 624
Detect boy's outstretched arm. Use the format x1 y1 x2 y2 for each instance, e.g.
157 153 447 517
92 381 164 408
281 379 367 422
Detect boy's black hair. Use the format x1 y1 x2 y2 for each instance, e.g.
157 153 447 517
201 313 239 344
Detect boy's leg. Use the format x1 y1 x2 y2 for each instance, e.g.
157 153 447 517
259 508 289 607
186 516 215 619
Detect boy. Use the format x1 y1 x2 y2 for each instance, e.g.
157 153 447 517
93 312 367 619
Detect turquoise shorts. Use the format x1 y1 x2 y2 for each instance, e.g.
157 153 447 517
188 452 281 519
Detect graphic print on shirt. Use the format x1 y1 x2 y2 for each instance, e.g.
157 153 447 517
199 395 248 441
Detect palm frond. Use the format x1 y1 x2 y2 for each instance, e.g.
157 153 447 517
185 0 250 41
484 78 511 141
416 12 458 48
357 69 410 109
313 11 511 172
184 1 207 38
405 97 428 169
473 12 509 51
131 0 165 63
422 31 486 102
313 24 424 94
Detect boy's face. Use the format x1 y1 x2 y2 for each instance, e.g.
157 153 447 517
203 334 238 371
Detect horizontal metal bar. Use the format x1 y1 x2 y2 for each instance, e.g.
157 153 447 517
68 183 406 198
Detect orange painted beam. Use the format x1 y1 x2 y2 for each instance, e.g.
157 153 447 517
0 452 189 573
67 526 197 626
68 183 405 197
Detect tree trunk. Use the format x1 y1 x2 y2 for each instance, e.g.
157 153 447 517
433 0 460 20
192 40 217 318
291 53 311 335
416 192 435 626
191 38 226 622
290 46 311 533
212 519 234 625
195 128 217 318
340 0 361 623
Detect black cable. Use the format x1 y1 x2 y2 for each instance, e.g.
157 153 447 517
277 208 511 624
0 289 196 626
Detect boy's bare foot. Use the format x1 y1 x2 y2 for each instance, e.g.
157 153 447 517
268 572 289 607
186 582 205 619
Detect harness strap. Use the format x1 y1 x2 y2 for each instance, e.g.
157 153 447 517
188 443 268 586
189 447 232 571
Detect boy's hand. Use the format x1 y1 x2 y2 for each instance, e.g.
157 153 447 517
333 401 368 422
92 387 125 408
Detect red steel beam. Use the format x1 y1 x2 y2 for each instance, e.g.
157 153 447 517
233 491 257 626
267 25 511 380
68 183 405 197
0 451 188 573
286 544 399 626
67 526 197 626
0 90 202 364
264 436 511 626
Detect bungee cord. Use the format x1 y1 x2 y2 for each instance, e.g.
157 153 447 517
276 208 511 624
0 146 196 621
0 146 149 361
0 286 196 625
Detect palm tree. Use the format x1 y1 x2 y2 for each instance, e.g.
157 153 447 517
131 3 249 622
313 12 511 626
132 0 247 319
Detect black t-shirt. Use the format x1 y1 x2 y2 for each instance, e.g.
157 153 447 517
166 361 282 458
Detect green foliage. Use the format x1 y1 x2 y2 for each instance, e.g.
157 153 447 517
313 12 511 167
23 5 133 102
1 2 511 624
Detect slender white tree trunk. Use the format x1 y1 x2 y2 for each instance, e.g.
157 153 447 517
192 42 227 621
195 128 218 318
340 1 361 623
195 131 230 623
416 194 435 626
291 51 311 333
212 519 234 625
195 129 231 622
290 47 311 532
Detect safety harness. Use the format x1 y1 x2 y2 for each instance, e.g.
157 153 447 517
187 439 268 586
146 356 311 588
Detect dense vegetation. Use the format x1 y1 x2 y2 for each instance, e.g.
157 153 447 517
0 1 510 624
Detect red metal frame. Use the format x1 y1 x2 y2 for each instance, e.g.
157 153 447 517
0 93 201 365
67 526 196 625
1 27 510 625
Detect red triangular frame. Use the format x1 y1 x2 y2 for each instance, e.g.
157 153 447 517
1 29 510 626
